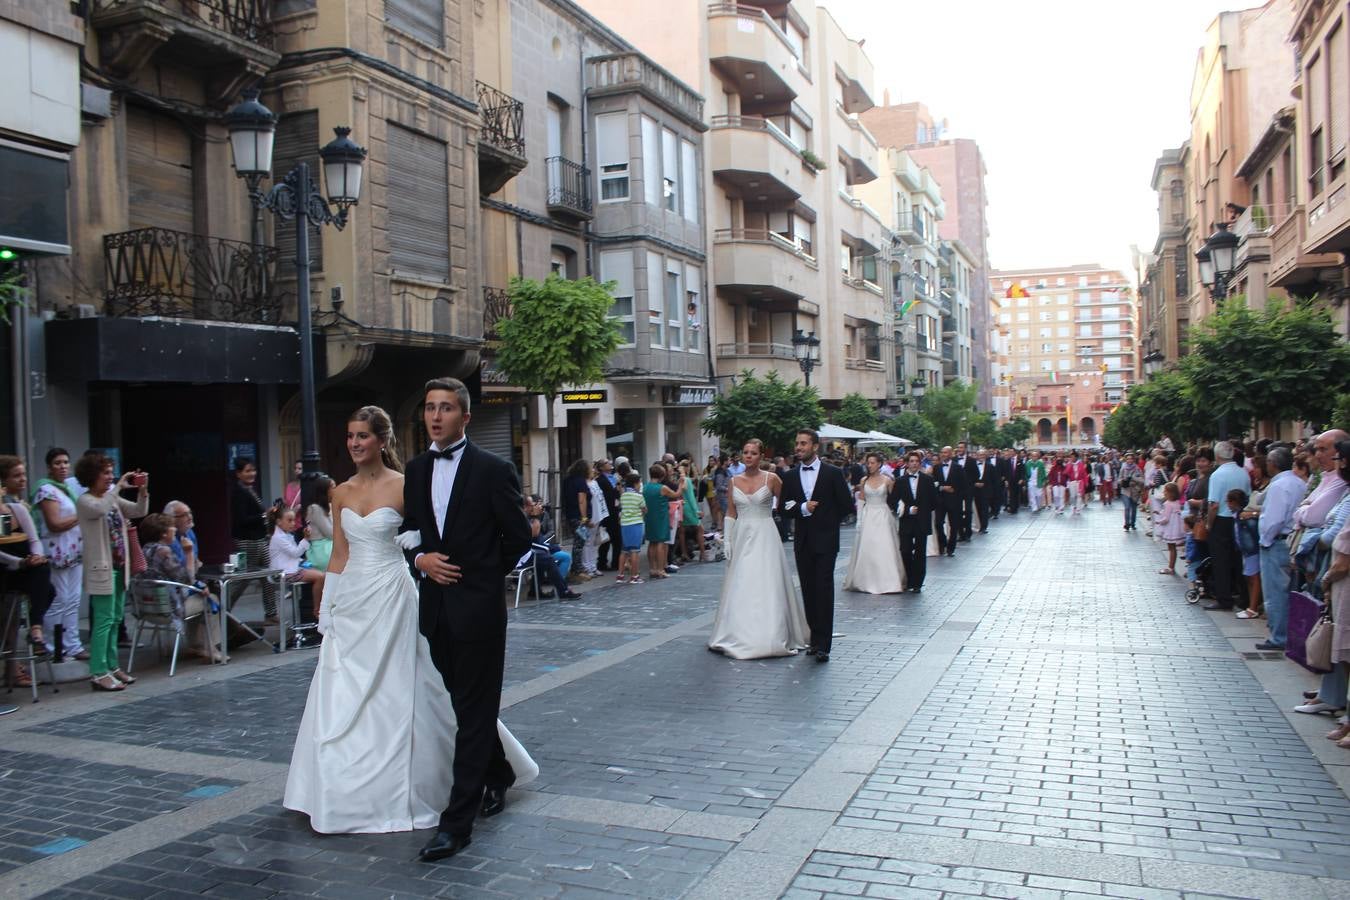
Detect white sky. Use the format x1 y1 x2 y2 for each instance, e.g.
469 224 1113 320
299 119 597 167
823 0 1269 279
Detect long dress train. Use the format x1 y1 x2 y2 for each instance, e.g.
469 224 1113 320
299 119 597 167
284 506 537 834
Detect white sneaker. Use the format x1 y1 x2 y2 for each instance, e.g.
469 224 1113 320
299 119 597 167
1295 701 1342 714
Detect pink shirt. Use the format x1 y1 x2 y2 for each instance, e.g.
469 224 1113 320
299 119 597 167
1294 472 1346 529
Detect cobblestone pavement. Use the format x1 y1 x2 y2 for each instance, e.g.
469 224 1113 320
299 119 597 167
3 504 1349 899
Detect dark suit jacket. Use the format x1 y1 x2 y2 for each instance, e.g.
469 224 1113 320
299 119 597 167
401 441 532 638
932 460 967 509
780 459 853 555
888 471 937 535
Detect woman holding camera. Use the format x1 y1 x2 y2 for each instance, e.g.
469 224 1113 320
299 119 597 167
76 456 148 692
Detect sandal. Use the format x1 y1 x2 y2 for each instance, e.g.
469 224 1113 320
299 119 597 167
1327 723 1350 741
8 671 32 688
1158 567 1175 575
1337 734 1350 750
629 576 644 584
1235 609 1260 619
90 674 124 692
110 669 136 685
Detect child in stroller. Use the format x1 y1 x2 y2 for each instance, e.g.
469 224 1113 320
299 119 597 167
1183 514 1214 604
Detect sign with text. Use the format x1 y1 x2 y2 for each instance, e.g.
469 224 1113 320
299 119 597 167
663 385 717 406
561 390 608 404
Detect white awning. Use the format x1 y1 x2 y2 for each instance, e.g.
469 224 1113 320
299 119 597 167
818 423 870 440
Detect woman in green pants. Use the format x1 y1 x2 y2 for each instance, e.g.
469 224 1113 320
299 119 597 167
75 455 148 692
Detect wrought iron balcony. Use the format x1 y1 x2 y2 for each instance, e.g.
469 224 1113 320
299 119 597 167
482 286 511 344
476 81 527 195
95 0 274 45
103 227 280 324
546 156 592 220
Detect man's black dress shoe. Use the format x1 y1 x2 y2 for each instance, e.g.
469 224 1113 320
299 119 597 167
481 786 507 818
815 652 829 663
1255 640 1285 651
804 646 817 656
910 586 922 593
419 831 470 862
946 551 955 557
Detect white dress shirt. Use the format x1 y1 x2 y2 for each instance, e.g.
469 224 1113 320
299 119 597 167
903 473 920 515
799 457 819 516
1258 469 1304 548
430 438 467 537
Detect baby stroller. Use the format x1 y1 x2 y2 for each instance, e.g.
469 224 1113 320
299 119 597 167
1185 555 1213 604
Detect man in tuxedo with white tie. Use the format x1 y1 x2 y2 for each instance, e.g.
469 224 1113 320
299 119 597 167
932 446 966 556
401 377 532 862
780 429 853 662
888 449 937 592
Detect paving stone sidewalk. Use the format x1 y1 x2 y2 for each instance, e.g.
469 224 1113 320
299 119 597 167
2 502 1347 899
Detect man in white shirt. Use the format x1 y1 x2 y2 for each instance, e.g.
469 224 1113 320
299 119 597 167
1257 448 1303 651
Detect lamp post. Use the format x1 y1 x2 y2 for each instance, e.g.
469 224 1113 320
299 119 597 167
792 328 821 387
1195 220 1238 303
910 376 927 413
225 89 367 481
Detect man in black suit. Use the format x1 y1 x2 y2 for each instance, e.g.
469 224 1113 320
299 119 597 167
932 445 966 556
402 377 532 863
965 449 995 534
780 429 853 663
955 441 975 540
888 449 937 592
1004 449 1025 515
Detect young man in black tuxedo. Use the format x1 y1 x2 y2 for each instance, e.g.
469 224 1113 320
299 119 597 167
402 378 532 862
779 429 853 662
966 450 994 534
888 449 937 592
955 441 976 540
932 446 966 556
1004 449 1026 515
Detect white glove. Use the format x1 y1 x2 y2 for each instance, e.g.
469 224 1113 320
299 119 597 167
316 571 339 635
395 529 422 550
722 517 735 562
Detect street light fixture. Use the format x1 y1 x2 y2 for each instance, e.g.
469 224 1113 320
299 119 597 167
792 328 821 387
1195 221 1238 302
225 89 367 482
910 376 927 412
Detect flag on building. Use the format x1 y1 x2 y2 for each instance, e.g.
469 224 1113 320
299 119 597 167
1006 283 1029 299
898 299 916 316
1050 371 1058 383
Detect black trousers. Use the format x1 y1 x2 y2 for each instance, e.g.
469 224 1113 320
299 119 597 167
793 543 837 653
898 530 927 588
972 492 990 532
961 494 974 539
936 504 962 553
1008 483 1021 514
600 515 623 569
6 563 53 627
422 617 515 837
1209 520 1242 607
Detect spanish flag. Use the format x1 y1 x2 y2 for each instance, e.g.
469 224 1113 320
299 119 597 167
1006 283 1029 299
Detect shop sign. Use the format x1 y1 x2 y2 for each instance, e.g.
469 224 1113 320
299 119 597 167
561 390 608 404
664 385 716 405
480 358 512 385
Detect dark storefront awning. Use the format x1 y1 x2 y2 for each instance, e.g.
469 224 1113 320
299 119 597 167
47 317 300 384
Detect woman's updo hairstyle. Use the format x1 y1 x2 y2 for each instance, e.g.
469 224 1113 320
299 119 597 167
349 405 403 473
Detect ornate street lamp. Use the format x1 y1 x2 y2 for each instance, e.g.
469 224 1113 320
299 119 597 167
1195 221 1238 302
910 376 927 413
792 328 821 387
226 89 367 482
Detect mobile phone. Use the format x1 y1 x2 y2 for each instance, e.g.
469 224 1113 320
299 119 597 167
132 471 148 487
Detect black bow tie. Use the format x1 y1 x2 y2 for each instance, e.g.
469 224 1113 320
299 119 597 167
434 441 465 460
802 464 815 471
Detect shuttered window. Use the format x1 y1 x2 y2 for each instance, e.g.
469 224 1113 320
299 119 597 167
595 113 629 201
387 123 450 281
273 110 323 272
641 116 660 207
385 0 443 48
127 106 194 233
1329 23 1346 158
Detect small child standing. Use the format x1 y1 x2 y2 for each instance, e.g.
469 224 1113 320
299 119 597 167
617 472 647 584
1153 482 1186 575
267 505 324 621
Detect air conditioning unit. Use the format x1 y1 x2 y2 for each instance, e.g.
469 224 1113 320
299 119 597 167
74 304 98 318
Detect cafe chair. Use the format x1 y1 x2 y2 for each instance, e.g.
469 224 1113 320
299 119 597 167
127 578 212 676
506 557 541 608
0 592 57 703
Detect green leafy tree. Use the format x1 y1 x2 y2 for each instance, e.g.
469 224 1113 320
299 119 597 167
1333 393 1350 433
997 416 1034 448
832 392 880 433
1183 299 1350 432
701 370 825 458
494 274 622 527
920 380 978 446
880 410 937 449
966 410 999 447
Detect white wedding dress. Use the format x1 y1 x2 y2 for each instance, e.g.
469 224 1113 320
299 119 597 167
843 480 905 594
284 506 537 834
707 483 809 659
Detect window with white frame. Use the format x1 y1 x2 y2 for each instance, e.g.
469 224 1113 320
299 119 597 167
1057 326 1069 337
661 128 679 212
680 139 698 223
1056 294 1069 305
646 250 663 347
1017 328 1029 338
840 243 851 275
596 113 629 201
1017 312 1029 322
1079 324 1092 337
1078 275 1088 287
1056 277 1065 286
685 263 701 350
665 258 683 349
1016 297 1029 308
1019 361 1031 372
999 313 1012 324
1102 323 1121 337
1102 339 1122 353
1039 327 1051 338
1040 343 1052 353
1039 311 1051 322
641 117 660 207
1056 310 1069 321
600 249 635 345
1040 360 1053 371
1058 359 1071 370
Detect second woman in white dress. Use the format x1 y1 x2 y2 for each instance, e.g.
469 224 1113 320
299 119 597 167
707 440 809 659
843 452 906 594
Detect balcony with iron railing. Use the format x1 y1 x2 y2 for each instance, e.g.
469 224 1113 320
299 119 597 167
476 81 526 195
92 0 278 99
707 3 810 104
482 286 511 345
710 115 811 199
892 210 927 246
103 227 280 324
546 156 592 220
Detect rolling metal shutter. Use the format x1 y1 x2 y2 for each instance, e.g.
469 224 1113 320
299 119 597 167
385 0 444 48
472 404 516 468
272 110 324 272
387 123 451 281
127 106 194 233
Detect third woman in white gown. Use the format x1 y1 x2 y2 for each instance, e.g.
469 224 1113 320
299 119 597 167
843 452 905 594
284 406 536 834
707 439 809 659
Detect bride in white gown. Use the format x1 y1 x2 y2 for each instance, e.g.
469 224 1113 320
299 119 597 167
284 409 536 834
843 453 905 594
707 439 809 659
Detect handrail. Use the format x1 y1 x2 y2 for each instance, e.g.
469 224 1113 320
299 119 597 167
475 81 525 156
709 114 802 154
716 341 796 360
94 0 274 47
712 227 818 266
707 3 800 62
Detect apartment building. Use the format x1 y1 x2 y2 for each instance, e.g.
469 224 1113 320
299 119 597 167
577 0 887 420
992 264 1136 444
475 0 710 481
855 148 946 398
1139 145 1192 371
939 240 976 385
863 99 994 410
